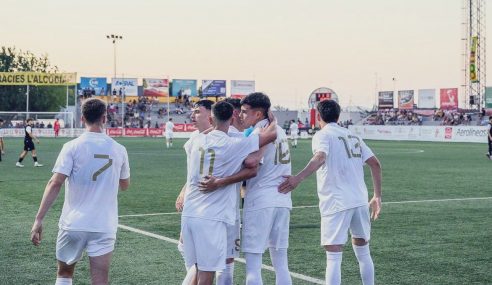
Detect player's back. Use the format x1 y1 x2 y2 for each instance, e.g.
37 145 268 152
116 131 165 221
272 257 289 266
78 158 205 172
183 130 259 224
245 121 292 211
55 131 129 233
313 123 373 215
166 121 174 132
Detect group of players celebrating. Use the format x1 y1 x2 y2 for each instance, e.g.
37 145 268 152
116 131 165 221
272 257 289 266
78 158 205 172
30 92 382 285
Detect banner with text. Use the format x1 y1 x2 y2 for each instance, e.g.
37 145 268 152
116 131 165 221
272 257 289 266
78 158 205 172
111 78 138 96
378 91 394 109
231 80 255 98
470 36 478 83
172 79 197 97
202 80 226 97
80 77 107 96
398 90 414 109
418 89 436 109
143 78 169 97
0 72 76 86
349 125 489 143
440 88 458 110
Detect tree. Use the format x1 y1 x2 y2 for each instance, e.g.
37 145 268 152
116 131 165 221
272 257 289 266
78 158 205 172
0 46 73 112
273 104 288 111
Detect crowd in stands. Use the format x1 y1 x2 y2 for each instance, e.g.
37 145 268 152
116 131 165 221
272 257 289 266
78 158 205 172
433 109 473 126
364 109 422 125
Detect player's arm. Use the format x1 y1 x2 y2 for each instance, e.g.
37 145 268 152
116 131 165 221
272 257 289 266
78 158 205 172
175 183 187 212
278 151 326 193
31 173 67 246
119 178 130 191
257 111 277 147
199 162 258 193
27 129 40 143
366 156 382 220
0 138 4 153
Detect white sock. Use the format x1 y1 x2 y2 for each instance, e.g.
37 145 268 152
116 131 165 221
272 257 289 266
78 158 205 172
216 262 234 285
55 277 72 285
177 241 185 262
182 265 197 285
325 251 342 285
166 142 170 148
352 244 374 285
245 252 263 285
294 139 297 146
269 248 292 285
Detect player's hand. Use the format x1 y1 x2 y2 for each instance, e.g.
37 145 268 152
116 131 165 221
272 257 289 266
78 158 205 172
267 110 276 125
199 175 221 193
30 220 43 246
175 194 184 212
1 150 5 155
369 196 382 221
36 139 40 144
278 175 300 194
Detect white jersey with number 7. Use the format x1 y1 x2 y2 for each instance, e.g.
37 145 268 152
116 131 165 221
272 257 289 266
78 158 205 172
52 132 130 234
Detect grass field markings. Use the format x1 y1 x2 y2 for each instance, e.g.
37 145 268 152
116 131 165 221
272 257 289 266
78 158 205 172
118 224 325 284
118 196 492 218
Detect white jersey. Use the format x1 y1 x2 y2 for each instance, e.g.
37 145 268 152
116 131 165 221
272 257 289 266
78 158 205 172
183 130 259 225
228 125 244 221
0 127 3 138
244 119 292 211
290 123 298 135
312 123 374 216
52 132 130 234
165 121 175 133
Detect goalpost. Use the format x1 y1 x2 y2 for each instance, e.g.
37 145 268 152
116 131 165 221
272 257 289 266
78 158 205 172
0 111 75 137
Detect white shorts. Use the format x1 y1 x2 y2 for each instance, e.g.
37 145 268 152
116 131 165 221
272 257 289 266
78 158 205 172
242 207 290 253
165 132 174 139
226 219 241 259
181 217 227 272
291 133 298 139
321 205 371 246
56 230 116 265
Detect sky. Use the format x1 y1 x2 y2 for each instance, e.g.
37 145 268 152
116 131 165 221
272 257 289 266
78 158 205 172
2 0 491 110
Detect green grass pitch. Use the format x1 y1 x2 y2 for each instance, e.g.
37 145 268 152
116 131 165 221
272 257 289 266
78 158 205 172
0 137 491 284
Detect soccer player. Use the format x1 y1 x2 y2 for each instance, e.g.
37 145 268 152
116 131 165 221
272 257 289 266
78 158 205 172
181 101 277 285
54 118 61 138
16 118 43 167
289 119 299 148
278 100 382 285
165 118 175 148
237 92 293 285
0 119 5 162
486 116 492 160
30 98 130 285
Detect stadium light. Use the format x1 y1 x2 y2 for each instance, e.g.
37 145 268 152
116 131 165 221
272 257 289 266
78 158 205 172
106 34 124 128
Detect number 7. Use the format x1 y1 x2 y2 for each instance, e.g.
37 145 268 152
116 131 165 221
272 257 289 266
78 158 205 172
93 154 113 181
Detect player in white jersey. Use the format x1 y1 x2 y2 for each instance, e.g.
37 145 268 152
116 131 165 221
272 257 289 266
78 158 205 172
30 98 131 285
165 118 175 148
289 120 299 148
279 100 382 285
230 92 291 285
181 101 278 285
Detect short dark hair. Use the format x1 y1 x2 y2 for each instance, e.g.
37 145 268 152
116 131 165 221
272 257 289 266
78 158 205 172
0 119 4 123
212 101 234 122
82 98 107 124
194 99 214 110
317 100 341 123
224 98 241 110
240 92 271 118
169 118 173 121
26 118 33 123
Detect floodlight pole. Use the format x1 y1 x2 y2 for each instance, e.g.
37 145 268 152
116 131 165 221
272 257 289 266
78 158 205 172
106 34 123 129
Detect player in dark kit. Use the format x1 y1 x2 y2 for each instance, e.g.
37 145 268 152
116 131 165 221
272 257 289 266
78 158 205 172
487 117 492 160
16 118 43 167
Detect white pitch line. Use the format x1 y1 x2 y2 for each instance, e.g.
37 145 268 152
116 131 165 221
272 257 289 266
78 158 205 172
119 196 492 218
118 224 325 285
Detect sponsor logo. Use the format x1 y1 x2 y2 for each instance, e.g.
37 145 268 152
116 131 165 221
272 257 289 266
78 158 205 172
445 127 452 139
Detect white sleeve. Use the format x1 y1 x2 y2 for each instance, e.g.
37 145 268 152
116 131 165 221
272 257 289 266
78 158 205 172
120 148 130 179
26 126 32 134
52 144 73 176
312 132 329 155
360 139 374 162
231 134 260 160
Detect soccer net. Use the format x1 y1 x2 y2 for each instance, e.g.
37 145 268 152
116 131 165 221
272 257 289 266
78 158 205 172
0 111 75 137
